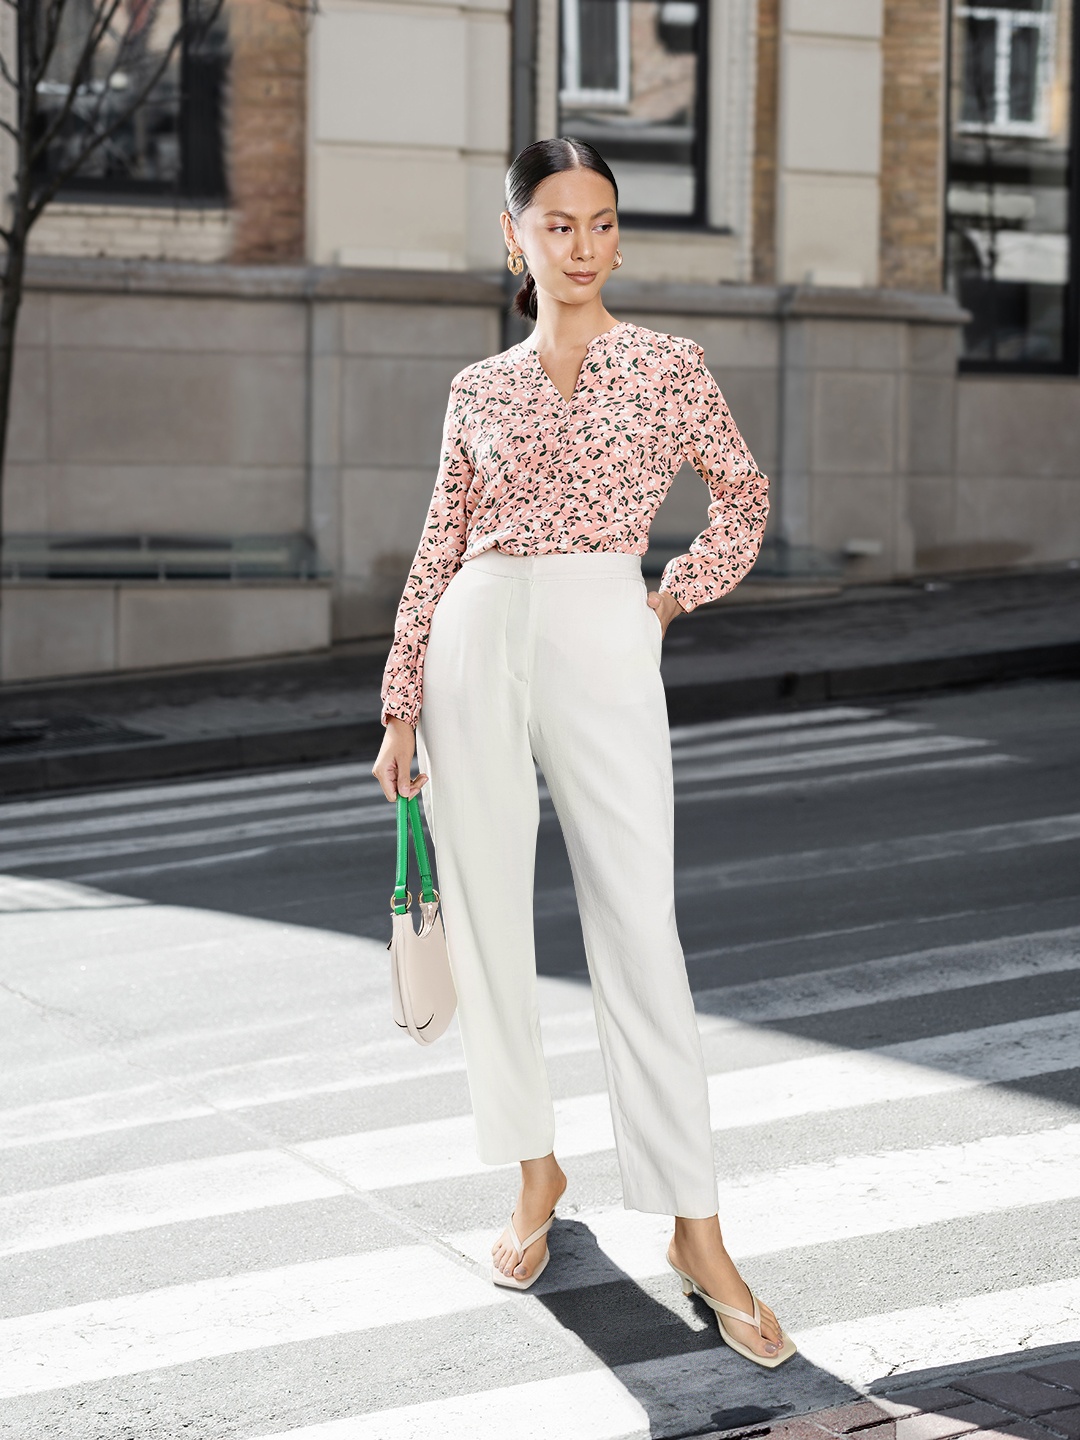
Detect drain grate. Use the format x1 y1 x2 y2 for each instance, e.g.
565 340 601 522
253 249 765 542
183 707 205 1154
0 715 161 753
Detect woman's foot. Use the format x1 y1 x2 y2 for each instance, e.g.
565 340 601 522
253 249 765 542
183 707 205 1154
668 1217 784 1359
491 1153 568 1282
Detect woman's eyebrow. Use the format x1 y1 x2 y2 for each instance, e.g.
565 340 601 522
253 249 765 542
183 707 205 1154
543 208 616 219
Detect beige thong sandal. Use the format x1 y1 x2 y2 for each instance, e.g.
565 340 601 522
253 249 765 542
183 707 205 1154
491 1208 556 1290
668 1258 798 1368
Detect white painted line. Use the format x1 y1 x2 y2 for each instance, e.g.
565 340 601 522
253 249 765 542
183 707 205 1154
673 733 985 784
239 1280 1080 1440
5 930 1072 1153
0 760 381 823
446 1122 1080 1281
799 1275 1080 1390
668 706 878 742
0 1247 506 1399
0 875 148 912
0 782 387 846
669 718 922 760
0 1151 346 1256
677 752 1017 802
674 809 1080 892
59 758 1018 883
299 1009 1080 1192
0 801 395 871
0 1083 214 1152
695 925 1080 1023
247 1369 649 1440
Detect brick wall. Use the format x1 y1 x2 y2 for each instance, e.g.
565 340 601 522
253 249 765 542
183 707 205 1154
880 0 947 291
227 0 307 263
31 205 233 263
751 0 779 286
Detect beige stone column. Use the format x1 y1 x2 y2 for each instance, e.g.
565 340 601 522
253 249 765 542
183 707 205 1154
775 0 884 287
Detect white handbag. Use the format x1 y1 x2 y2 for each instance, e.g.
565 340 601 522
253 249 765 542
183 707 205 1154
388 793 456 1045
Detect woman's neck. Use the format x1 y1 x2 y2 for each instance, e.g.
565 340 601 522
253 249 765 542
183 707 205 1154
529 300 620 353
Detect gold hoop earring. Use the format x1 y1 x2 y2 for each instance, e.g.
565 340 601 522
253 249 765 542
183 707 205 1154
507 252 525 276
612 250 623 270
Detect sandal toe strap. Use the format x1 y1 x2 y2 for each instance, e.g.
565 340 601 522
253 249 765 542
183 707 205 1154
506 1208 555 1257
708 1289 762 1333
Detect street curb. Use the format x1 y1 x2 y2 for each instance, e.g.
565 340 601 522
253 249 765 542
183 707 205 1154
2 639 1078 798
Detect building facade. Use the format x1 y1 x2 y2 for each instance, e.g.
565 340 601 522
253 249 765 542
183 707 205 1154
1 0 1077 680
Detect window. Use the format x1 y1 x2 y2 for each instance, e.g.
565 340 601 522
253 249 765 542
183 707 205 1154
558 0 708 223
945 0 1078 368
31 0 229 201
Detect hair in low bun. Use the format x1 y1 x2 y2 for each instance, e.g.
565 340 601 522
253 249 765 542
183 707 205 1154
505 137 617 322
514 271 538 321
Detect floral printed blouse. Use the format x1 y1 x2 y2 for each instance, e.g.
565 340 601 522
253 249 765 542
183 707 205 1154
380 319 769 728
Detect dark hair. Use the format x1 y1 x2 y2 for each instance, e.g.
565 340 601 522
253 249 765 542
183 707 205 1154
504 137 618 321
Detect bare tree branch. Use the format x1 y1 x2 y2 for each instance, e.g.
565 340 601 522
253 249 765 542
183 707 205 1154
28 0 126 165
0 45 18 90
0 116 18 142
36 0 78 83
25 0 226 226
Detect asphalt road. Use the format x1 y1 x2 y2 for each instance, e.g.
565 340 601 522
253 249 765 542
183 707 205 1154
1 679 1078 1440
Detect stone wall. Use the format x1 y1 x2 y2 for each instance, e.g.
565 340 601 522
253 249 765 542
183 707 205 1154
6 257 1078 682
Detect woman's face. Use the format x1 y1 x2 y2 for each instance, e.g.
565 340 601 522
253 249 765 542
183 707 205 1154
502 167 619 311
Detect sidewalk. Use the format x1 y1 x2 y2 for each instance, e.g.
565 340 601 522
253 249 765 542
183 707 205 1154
709 1353 1080 1440
1 565 1078 796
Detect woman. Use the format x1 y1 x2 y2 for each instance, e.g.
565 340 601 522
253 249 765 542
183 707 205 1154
372 137 795 1368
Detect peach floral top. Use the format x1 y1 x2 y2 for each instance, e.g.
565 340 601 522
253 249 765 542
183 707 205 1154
380 319 769 728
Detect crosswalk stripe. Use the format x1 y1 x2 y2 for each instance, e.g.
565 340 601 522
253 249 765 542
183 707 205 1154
0 708 888 830
247 1370 650 1440
5 1122 1077 1398
296 1010 1080 1192
674 810 1080 890
3 929 1074 1151
673 733 985 784
0 1248 509 1400
0 875 148 912
0 782 386 846
679 752 1017 803
799 1276 1080 1389
695 925 1080 1022
0 1151 347 1257
0 760 379 823
668 706 878 741
244 1277 1080 1440
0 1083 214 1150
10 782 1064 880
443 1122 1080 1277
5 1013 1075 1258
0 801 395 870
668 717 922 759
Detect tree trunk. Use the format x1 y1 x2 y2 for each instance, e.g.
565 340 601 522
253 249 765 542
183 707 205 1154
0 223 29 681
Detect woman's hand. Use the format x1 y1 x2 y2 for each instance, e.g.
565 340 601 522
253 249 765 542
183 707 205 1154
646 589 685 638
372 717 429 801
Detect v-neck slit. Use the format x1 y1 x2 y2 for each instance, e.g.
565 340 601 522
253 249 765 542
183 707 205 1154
528 320 628 406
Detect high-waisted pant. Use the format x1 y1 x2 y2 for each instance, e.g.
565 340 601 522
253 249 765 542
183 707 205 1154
415 549 718 1217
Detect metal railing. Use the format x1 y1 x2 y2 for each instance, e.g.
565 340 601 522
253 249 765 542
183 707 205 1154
1 534 330 583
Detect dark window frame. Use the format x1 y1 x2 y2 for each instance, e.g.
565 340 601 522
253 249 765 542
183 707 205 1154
28 0 229 206
944 0 1080 375
557 0 712 230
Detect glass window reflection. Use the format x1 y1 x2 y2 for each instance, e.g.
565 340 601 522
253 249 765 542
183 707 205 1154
559 0 706 221
946 0 1076 366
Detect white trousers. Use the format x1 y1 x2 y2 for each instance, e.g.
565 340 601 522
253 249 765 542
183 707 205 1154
415 550 718 1217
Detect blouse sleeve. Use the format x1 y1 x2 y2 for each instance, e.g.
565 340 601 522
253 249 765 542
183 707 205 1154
380 375 473 728
658 341 770 612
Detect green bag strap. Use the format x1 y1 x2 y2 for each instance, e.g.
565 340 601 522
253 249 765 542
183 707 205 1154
392 793 437 914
